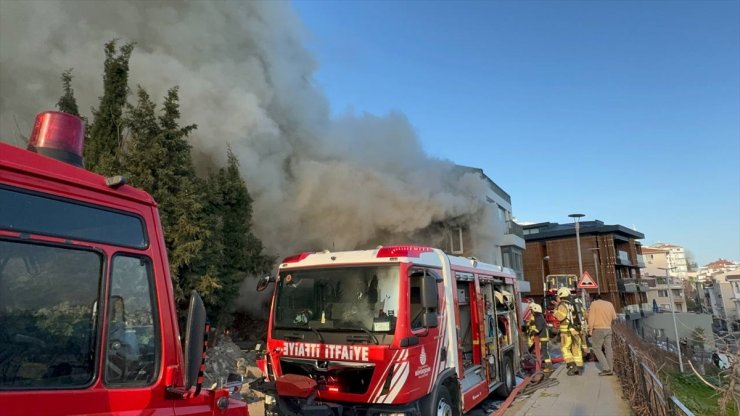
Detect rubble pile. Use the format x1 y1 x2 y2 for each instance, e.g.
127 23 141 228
203 333 266 404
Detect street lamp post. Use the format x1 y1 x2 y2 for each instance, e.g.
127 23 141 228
659 267 684 373
541 255 550 296
590 248 601 295
569 213 586 306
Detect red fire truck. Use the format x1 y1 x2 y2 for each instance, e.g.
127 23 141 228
252 246 521 415
0 111 247 415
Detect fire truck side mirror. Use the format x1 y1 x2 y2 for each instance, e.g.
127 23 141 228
183 291 207 393
420 274 439 328
256 275 273 292
420 274 438 309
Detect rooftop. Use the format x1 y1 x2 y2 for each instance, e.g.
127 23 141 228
522 220 644 242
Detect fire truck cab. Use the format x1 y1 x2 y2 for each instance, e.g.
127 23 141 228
253 245 521 415
0 112 247 415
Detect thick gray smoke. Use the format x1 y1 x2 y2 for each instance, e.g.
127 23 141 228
0 1 501 276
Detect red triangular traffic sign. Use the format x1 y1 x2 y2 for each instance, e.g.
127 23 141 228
577 271 598 289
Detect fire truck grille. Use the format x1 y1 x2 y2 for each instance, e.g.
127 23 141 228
279 358 375 395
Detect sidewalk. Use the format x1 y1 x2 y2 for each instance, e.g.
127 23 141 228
506 362 631 416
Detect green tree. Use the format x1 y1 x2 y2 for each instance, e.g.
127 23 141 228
202 147 274 324
86 40 134 175
65 40 275 328
56 69 80 116
121 86 211 305
685 250 699 272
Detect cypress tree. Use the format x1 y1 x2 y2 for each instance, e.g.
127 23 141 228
86 40 134 175
122 86 216 305
80 40 275 326
56 69 80 116
204 147 274 324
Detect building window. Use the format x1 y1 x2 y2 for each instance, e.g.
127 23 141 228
449 227 463 254
658 290 668 297
497 206 507 222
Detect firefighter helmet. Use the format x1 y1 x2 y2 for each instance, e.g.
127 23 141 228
557 287 571 298
529 303 543 313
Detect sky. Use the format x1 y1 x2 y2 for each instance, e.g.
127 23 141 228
291 0 740 266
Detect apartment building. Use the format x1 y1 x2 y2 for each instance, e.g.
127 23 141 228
641 246 688 312
522 220 650 330
445 166 528 291
642 275 688 312
704 269 740 332
643 243 690 279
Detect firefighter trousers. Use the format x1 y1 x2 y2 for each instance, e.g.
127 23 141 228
560 330 583 367
541 338 551 364
528 336 551 365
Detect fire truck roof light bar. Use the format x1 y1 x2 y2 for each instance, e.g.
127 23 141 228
27 111 85 167
376 245 433 258
281 252 312 263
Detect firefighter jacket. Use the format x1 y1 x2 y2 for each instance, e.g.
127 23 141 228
529 313 549 340
554 300 580 334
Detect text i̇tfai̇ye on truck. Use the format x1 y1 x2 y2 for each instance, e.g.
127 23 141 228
251 246 523 416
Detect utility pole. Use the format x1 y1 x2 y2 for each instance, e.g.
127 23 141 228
569 213 586 306
591 248 601 295
659 266 684 373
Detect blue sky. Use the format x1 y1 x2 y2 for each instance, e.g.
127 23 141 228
291 0 740 266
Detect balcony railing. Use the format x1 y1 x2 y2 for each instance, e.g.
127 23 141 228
505 220 524 238
616 250 633 266
618 278 639 293
636 255 646 268
641 302 654 317
623 304 642 320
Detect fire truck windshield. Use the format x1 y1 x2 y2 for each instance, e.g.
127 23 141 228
273 266 399 344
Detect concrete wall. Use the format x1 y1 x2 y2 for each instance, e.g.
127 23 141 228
643 312 714 349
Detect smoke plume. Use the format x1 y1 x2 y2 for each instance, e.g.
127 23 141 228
0 1 501 269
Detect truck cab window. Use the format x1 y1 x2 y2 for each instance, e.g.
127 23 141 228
0 240 102 389
104 255 159 386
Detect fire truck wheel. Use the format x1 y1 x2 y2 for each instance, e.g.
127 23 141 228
495 354 515 398
433 387 454 416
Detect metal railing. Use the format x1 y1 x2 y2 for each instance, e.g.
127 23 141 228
613 325 695 416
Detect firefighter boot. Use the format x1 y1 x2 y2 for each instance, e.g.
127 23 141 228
577 366 585 375
566 363 578 376
543 362 553 374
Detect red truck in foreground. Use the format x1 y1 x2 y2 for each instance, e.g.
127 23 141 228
0 111 247 415
253 246 522 415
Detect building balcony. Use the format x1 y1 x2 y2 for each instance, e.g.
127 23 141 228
636 255 646 268
618 278 639 293
623 304 642 320
500 220 526 249
641 303 654 317
506 220 524 238
637 282 649 293
616 250 632 267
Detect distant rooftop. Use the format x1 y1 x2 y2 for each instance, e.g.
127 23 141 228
522 220 645 242
641 247 668 254
651 243 683 249
705 258 738 269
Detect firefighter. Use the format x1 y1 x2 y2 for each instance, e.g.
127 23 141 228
527 302 552 373
554 287 584 375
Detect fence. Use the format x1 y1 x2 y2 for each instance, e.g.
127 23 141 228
613 325 695 416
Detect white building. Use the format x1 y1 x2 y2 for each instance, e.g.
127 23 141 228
643 243 689 279
450 166 528 292
641 246 688 312
704 270 740 332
